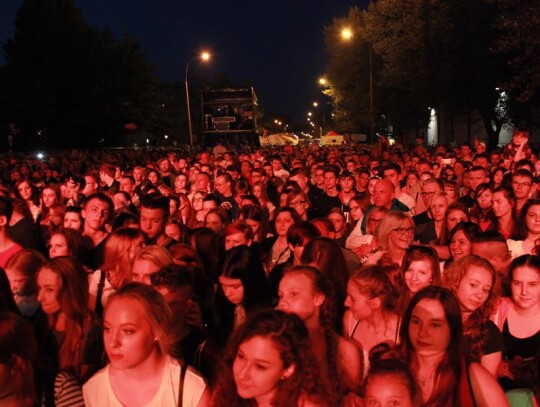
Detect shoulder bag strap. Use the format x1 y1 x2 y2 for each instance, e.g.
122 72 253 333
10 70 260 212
178 362 187 407
95 270 106 316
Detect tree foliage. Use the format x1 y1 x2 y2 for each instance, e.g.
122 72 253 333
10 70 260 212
323 0 539 144
0 0 170 148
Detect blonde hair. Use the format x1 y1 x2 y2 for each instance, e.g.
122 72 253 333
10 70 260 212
376 211 414 250
132 245 173 270
105 283 173 356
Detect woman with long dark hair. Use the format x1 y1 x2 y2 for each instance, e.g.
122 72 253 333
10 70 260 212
399 286 507 406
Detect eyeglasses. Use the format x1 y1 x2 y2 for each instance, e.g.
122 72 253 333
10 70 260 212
420 192 436 197
512 181 532 189
289 200 306 207
349 206 362 211
392 227 415 235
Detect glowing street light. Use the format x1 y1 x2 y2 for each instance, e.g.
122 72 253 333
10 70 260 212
319 77 328 86
313 102 318 107
185 51 211 147
308 112 312 117
341 28 353 41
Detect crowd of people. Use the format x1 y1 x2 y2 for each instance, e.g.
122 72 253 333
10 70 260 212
0 130 539 406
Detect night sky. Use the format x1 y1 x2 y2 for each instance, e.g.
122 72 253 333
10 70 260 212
0 0 369 124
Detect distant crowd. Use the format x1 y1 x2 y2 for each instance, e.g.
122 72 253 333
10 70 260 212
0 131 538 406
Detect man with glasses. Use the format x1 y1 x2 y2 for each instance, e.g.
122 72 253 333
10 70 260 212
511 169 535 217
289 168 325 218
413 178 444 226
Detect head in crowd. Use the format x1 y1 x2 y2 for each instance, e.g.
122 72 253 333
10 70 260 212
364 344 417 407
348 195 365 223
286 190 310 220
507 254 540 312
399 286 463 406
376 211 414 251
139 193 170 244
36 256 91 377
277 265 342 401
513 198 540 240
48 228 84 259
150 264 196 343
286 221 321 264
0 312 38 407
420 178 443 207
327 208 347 238
131 245 173 285
82 192 114 231
445 201 470 233
205 207 231 236
41 184 60 209
492 186 516 220
238 204 270 243
345 265 399 322
402 245 441 297
448 221 481 261
64 205 84 231
4 249 46 307
212 310 330 406
218 245 270 310
101 227 145 289
103 283 173 366
471 231 511 276
224 222 254 251
443 255 499 361
300 237 349 300
273 207 301 237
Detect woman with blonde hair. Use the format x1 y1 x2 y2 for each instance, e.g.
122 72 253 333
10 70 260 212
83 283 211 406
131 244 174 285
365 211 415 266
88 227 145 314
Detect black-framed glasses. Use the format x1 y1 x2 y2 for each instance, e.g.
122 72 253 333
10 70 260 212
392 227 415 235
289 200 306 207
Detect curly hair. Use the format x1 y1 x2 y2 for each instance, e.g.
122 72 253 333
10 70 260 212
443 255 499 361
212 310 331 406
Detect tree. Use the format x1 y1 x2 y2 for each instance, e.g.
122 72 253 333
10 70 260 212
1 0 161 148
324 1 518 145
492 0 540 127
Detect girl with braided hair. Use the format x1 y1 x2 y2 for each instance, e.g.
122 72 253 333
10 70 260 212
277 265 362 405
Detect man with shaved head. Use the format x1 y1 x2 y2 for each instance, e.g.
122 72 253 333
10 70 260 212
347 179 411 242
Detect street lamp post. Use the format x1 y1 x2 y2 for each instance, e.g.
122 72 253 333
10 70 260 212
185 52 210 147
341 28 375 143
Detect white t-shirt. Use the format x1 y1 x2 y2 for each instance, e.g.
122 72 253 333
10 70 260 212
83 357 207 407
